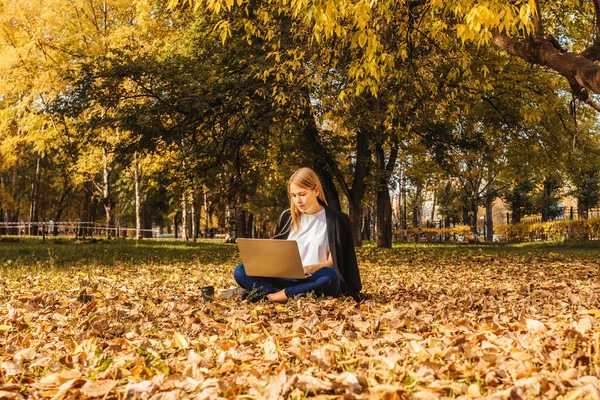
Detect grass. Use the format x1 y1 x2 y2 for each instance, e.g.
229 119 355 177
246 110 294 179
1 238 600 399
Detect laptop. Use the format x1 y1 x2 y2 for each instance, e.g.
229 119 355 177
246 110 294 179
237 239 306 279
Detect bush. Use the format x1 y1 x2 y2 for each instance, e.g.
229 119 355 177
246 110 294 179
495 218 600 242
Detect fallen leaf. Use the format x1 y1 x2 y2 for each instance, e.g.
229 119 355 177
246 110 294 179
80 380 118 397
172 332 189 350
1 362 24 376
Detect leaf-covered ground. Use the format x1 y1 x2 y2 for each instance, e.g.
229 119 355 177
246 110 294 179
1 239 600 399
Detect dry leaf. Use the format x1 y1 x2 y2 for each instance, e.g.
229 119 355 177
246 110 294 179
0 391 24 400
525 318 546 332
1 362 24 376
80 380 117 397
293 375 332 393
333 371 361 393
149 390 180 400
172 332 189 349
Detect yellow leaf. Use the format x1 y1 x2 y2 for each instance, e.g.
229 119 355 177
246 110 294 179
580 309 600 317
172 332 189 349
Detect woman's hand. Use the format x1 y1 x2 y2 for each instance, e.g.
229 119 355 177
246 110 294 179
303 264 318 275
303 252 334 276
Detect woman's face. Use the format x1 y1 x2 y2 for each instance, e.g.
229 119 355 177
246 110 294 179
289 182 322 214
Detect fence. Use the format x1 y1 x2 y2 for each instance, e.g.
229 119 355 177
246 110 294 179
0 221 158 239
520 207 600 224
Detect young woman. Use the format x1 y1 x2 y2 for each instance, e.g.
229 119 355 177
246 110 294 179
233 167 363 302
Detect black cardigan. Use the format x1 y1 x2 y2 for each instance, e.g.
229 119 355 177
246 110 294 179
273 205 363 300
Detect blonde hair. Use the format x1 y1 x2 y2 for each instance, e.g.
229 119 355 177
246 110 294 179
281 167 328 237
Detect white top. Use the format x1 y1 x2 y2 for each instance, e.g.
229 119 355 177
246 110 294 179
289 208 329 266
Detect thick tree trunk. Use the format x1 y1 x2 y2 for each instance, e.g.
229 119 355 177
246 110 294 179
348 129 370 247
375 138 398 248
236 209 247 238
301 104 341 211
247 213 254 238
578 198 589 220
313 160 341 211
511 198 521 224
134 152 142 240
376 190 392 248
541 178 552 222
300 90 373 245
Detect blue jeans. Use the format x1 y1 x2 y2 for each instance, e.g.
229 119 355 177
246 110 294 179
233 264 340 298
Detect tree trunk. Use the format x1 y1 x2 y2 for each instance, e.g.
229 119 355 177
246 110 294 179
191 195 197 241
412 184 423 229
470 198 479 240
193 196 200 240
374 137 398 248
486 195 494 242
87 195 98 238
362 207 372 241
348 128 370 247
174 211 179 239
511 197 521 224
375 163 391 248
204 190 209 236
181 193 189 241
225 201 236 243
578 198 589 220
313 160 341 211
54 186 72 235
0 174 8 235
541 178 552 222
134 151 142 240
236 209 247 238
102 147 113 239
376 190 392 248
301 107 341 211
401 170 408 241
29 156 41 236
246 213 254 238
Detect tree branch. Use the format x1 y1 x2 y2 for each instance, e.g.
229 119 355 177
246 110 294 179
584 95 600 112
492 32 600 95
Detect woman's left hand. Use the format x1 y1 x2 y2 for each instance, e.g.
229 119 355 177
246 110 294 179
303 264 318 275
